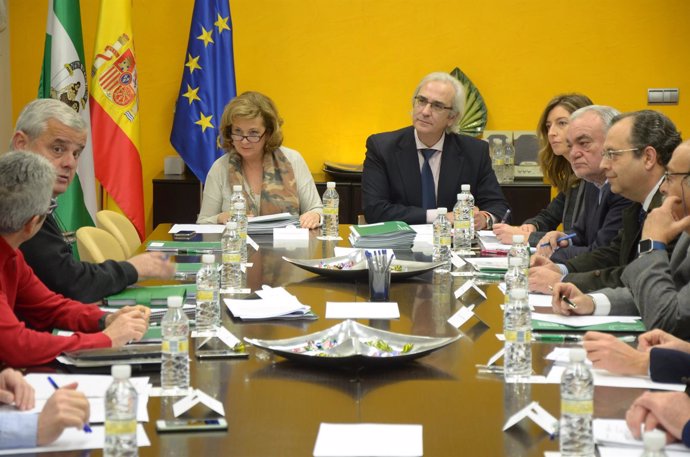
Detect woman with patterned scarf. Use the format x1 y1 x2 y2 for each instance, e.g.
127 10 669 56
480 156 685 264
197 91 323 228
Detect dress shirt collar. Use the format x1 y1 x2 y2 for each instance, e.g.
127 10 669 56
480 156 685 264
642 176 664 212
414 129 445 152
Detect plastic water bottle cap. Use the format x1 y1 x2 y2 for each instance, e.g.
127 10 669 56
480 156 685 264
456 193 462 200
327 181 335 188
642 429 666 451
512 234 525 243
226 221 238 230
167 296 183 308
461 184 470 191
111 364 131 379
509 288 527 299
201 254 216 264
508 257 522 267
437 207 447 214
232 185 242 192
569 348 587 363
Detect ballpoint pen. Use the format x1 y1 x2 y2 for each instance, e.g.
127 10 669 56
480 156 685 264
547 284 578 309
500 209 511 224
539 233 576 248
47 376 92 433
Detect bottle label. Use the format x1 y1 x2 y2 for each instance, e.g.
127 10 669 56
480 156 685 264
504 329 531 343
240 232 247 240
454 220 470 230
222 253 241 263
561 399 593 415
197 289 214 301
440 236 451 246
324 207 338 215
162 338 189 354
105 419 137 436
494 159 504 165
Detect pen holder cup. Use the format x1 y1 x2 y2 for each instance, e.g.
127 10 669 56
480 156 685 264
368 267 391 302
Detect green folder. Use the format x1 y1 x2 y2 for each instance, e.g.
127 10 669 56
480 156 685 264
532 319 646 333
104 284 197 307
146 240 221 252
176 262 202 273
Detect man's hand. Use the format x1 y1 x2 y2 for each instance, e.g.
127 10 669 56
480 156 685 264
493 224 533 244
473 207 486 230
0 368 34 410
299 211 321 230
583 331 649 375
528 266 562 294
626 391 690 442
104 305 151 328
535 230 567 257
551 282 595 315
127 252 175 280
637 328 690 353
643 196 690 244
37 383 90 446
103 306 149 347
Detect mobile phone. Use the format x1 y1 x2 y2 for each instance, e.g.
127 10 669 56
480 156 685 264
156 418 228 433
195 349 248 360
173 230 197 241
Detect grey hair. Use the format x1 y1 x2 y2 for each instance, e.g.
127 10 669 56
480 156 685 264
570 105 620 133
412 72 466 134
0 151 56 234
12 98 86 146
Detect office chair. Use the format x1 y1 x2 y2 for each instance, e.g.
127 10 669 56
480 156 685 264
96 210 141 258
76 226 126 263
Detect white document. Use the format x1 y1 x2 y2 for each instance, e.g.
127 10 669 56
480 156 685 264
599 446 690 457
274 226 309 240
169 224 224 234
333 247 360 257
24 374 150 400
224 297 311 319
545 347 593 365
498 283 552 308
325 302 400 319
0 424 149 455
594 419 690 453
248 212 294 223
531 313 640 328
313 423 423 457
447 305 475 328
466 257 509 269
545 365 685 391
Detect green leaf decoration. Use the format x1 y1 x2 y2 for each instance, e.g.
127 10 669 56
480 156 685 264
450 67 488 137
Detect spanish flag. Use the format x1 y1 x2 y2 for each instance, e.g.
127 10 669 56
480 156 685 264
89 0 144 239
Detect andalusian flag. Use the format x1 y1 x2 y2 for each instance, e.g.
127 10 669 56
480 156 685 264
39 0 96 231
89 0 144 239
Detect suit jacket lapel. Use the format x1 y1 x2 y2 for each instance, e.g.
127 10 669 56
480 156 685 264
437 133 464 205
396 129 423 208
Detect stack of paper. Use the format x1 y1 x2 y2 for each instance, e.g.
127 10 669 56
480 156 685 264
224 285 315 320
146 240 221 253
531 313 646 332
594 419 690 456
247 212 300 235
349 221 416 249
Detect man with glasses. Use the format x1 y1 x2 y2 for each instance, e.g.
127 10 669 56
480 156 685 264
530 109 681 294
11 99 174 303
361 72 508 226
533 106 630 262
0 151 150 367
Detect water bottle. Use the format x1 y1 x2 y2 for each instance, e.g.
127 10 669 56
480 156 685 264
460 184 475 240
504 256 527 298
433 207 452 272
161 295 190 394
196 254 220 329
559 348 594 457
491 138 505 183
230 184 245 208
322 181 339 238
105 364 138 457
230 202 248 263
509 234 530 275
453 193 472 255
503 287 531 382
641 429 667 457
220 222 242 291
503 140 515 183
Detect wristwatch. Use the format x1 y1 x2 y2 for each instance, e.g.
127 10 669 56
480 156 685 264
638 239 666 255
484 213 493 230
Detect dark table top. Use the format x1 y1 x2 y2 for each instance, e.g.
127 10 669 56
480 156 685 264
93 224 641 456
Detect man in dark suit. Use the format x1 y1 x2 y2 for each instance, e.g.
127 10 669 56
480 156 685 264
361 72 509 226
529 110 682 293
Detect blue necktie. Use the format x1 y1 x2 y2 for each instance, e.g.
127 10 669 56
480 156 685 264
421 149 436 210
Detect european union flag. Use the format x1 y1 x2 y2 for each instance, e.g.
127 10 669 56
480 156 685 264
170 0 236 182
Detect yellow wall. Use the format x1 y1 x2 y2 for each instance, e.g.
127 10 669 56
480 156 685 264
10 0 690 234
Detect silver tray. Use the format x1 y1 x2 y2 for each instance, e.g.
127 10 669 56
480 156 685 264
282 251 444 280
244 319 461 367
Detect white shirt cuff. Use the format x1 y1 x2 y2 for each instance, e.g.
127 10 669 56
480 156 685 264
426 209 437 224
557 263 569 276
589 293 612 315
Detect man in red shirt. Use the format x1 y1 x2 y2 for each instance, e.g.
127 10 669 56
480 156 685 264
0 151 149 367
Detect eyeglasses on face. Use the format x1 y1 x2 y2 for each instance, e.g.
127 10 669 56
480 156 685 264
413 95 453 114
46 198 58 216
662 170 690 185
227 131 266 143
601 148 639 161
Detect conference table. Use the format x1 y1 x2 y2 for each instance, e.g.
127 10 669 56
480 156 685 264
122 224 641 456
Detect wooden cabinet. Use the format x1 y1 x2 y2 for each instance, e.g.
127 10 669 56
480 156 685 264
499 181 552 224
152 172 202 226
